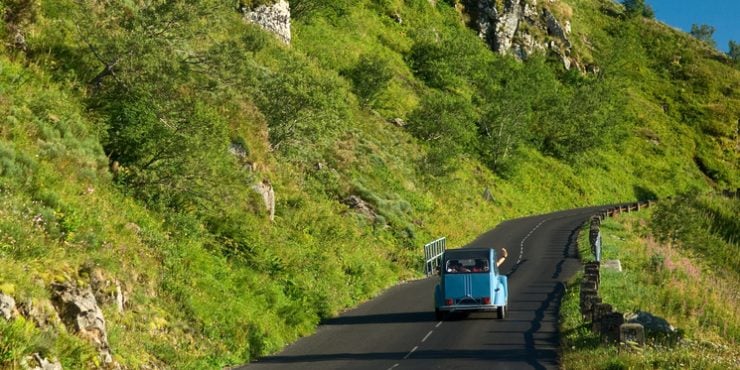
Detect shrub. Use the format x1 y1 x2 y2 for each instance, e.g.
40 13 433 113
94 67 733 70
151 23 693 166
342 54 394 107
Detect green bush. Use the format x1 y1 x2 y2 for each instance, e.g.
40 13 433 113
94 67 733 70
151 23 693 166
342 54 394 107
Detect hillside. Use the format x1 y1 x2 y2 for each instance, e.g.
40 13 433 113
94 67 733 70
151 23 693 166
0 0 737 368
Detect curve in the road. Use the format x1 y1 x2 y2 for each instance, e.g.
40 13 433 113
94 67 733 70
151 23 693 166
243 206 612 370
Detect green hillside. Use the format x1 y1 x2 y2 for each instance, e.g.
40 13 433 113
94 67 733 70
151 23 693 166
0 0 737 367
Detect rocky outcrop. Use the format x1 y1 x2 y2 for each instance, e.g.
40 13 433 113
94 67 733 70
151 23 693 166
50 282 115 366
242 0 291 44
467 0 583 71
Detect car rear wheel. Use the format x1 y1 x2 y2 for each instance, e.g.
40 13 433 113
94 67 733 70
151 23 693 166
435 308 444 321
497 305 506 319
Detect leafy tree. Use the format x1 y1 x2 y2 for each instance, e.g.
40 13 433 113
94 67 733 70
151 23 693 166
257 55 351 153
690 24 716 47
729 40 740 64
408 90 479 169
103 89 230 209
622 0 654 18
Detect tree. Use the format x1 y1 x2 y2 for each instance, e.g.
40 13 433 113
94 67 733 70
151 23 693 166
407 90 479 169
728 40 740 64
622 0 654 18
690 24 716 47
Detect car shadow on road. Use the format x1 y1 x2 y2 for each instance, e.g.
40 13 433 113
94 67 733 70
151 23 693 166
320 311 436 325
247 348 554 369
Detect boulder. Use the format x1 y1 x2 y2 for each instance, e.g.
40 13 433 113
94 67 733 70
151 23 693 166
625 311 676 334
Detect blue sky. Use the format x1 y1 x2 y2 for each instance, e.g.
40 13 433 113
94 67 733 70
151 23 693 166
646 0 739 52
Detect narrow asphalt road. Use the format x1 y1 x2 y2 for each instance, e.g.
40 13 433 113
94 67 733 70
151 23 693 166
243 206 610 370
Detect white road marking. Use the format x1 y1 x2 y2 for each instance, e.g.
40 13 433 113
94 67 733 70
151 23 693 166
517 218 549 264
398 220 551 367
421 330 433 342
403 346 418 360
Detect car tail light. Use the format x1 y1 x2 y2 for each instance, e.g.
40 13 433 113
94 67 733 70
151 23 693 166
445 299 453 305
482 297 491 304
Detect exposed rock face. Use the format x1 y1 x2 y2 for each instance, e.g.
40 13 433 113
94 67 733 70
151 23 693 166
467 0 582 71
0 292 17 320
243 0 291 44
50 282 114 365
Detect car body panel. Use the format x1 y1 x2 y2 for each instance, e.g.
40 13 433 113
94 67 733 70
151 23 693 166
434 248 508 316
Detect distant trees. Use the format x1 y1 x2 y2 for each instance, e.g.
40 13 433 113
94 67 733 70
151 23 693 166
622 0 654 18
728 41 740 64
689 24 716 47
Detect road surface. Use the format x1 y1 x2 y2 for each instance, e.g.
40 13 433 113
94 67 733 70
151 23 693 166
243 206 608 370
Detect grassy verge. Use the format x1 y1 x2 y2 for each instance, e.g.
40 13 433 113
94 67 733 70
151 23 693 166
561 207 739 369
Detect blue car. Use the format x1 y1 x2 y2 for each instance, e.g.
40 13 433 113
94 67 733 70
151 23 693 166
434 248 508 320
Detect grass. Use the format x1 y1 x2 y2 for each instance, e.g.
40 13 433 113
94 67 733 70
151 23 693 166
0 0 738 367
561 206 739 369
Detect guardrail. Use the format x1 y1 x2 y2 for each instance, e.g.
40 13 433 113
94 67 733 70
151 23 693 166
423 237 446 276
579 200 653 346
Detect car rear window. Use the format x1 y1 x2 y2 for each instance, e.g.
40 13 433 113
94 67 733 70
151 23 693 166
444 250 490 274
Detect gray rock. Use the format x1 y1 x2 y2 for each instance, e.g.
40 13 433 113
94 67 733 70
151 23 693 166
544 9 569 41
602 259 622 272
0 293 16 320
244 0 291 44
25 353 63 370
17 299 60 329
344 195 378 221
482 187 495 202
228 142 248 160
390 118 406 127
625 311 676 334
253 179 276 222
51 282 114 365
493 0 524 54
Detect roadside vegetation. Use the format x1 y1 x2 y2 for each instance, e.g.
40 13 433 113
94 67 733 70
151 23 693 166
561 193 739 369
0 0 737 367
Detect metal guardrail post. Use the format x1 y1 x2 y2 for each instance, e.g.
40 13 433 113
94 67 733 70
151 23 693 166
423 237 446 276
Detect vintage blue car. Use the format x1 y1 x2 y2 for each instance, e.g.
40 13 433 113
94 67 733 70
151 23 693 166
434 248 508 320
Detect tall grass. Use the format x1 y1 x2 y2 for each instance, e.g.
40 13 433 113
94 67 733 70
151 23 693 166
561 208 739 369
